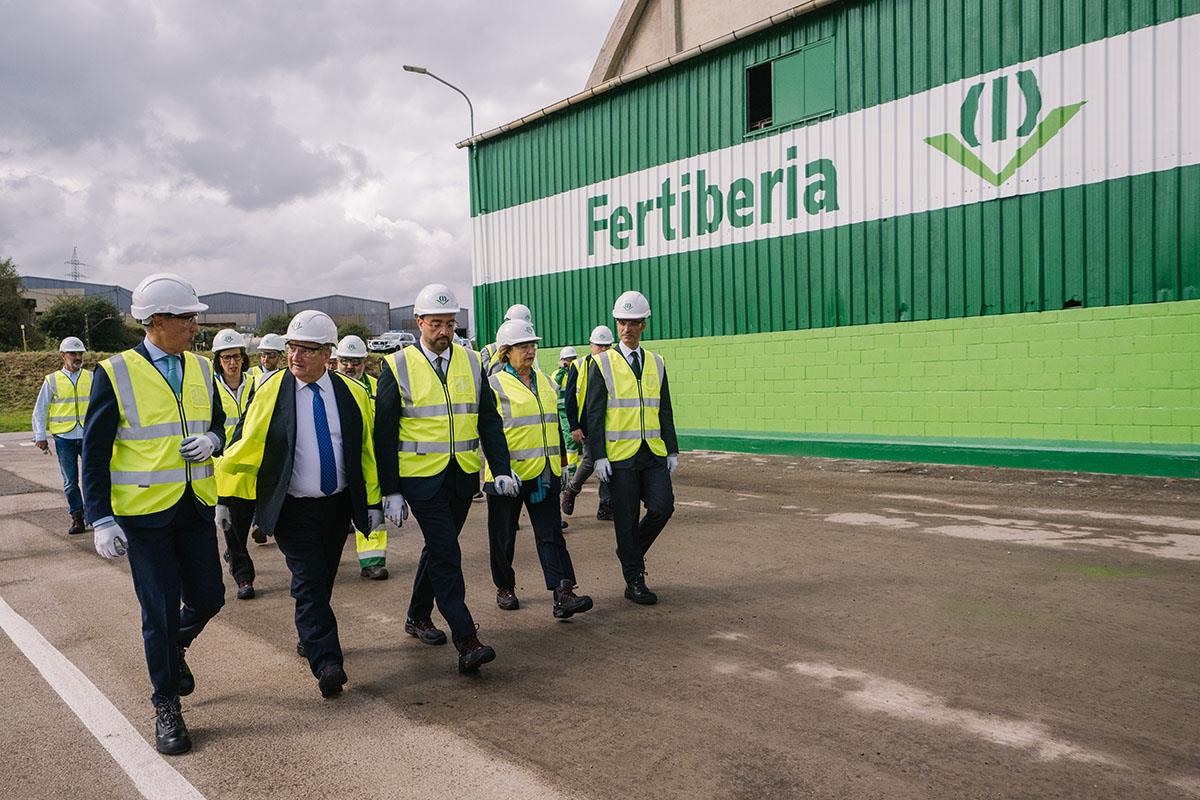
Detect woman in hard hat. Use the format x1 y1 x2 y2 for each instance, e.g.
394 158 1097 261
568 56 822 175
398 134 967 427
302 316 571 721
211 329 259 601
485 319 593 620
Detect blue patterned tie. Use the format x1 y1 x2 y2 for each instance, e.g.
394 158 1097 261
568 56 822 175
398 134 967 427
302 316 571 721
165 355 182 395
308 383 337 495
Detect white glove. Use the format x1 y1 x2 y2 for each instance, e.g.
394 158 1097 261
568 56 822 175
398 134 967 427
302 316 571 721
383 493 408 527
667 454 679 474
214 504 232 533
179 432 217 462
368 508 384 531
595 458 612 483
94 521 128 559
494 473 522 497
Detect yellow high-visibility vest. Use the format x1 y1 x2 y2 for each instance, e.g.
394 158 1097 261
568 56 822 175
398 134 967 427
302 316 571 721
597 348 667 462
216 374 254 442
216 370 380 508
99 350 217 515
251 367 279 389
574 354 595 414
45 369 92 435
484 368 561 481
384 344 482 478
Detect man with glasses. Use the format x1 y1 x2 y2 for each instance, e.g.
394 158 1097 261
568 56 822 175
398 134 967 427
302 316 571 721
375 283 519 674
216 311 381 699
82 273 228 755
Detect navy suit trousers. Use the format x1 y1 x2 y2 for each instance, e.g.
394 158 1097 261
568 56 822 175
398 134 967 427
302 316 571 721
406 479 476 644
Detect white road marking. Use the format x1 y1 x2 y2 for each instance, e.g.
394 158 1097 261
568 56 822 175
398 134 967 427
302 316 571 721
0 596 208 800
678 500 716 509
708 631 748 641
735 492 763 499
824 512 919 529
19 442 35 447
878 494 1200 532
785 661 1117 766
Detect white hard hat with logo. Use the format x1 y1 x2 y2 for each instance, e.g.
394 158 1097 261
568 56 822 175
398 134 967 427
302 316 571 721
558 346 577 360
503 303 532 323
495 319 541 348
130 273 208 323
212 329 246 353
257 333 287 352
285 310 338 346
589 324 615 345
413 283 460 316
58 336 86 353
336 335 368 359
612 290 651 320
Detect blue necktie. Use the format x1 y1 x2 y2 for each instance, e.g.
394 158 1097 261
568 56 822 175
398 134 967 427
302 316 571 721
165 355 182 395
308 383 337 495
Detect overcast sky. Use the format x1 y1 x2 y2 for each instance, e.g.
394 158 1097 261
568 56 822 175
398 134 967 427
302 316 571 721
0 0 622 316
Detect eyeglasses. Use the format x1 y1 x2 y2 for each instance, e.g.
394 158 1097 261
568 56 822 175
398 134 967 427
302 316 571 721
218 353 243 361
162 313 198 321
420 319 458 331
286 342 325 355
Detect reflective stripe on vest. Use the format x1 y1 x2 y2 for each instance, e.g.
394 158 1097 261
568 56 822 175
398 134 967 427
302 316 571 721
598 348 667 462
46 369 92 435
101 350 217 515
386 344 483 478
485 368 562 481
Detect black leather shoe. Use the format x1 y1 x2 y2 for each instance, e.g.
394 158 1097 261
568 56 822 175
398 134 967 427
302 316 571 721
560 487 578 516
404 618 447 646
496 587 520 611
553 582 594 619
296 641 307 658
154 699 191 755
624 574 658 605
456 636 496 674
317 664 348 698
68 513 86 535
360 565 389 580
596 503 613 521
236 581 255 600
250 523 266 544
176 645 195 696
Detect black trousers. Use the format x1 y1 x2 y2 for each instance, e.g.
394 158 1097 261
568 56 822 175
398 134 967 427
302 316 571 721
124 495 226 707
274 492 351 676
487 473 576 591
607 443 675 583
407 481 476 645
221 496 257 584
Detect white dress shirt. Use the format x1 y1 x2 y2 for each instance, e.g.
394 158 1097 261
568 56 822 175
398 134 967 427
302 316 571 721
418 340 452 376
617 341 644 370
289 369 347 497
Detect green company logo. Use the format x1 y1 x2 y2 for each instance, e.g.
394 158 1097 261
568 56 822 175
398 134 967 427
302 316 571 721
436 294 449 305
925 70 1085 186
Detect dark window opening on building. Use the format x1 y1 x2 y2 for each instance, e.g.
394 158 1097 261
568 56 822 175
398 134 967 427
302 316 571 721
745 38 836 134
746 63 772 130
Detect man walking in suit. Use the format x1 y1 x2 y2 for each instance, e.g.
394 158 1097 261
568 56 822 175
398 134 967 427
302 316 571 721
82 273 227 755
215 310 382 698
375 283 519 674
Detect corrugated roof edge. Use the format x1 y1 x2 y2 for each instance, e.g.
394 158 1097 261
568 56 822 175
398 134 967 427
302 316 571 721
456 0 840 149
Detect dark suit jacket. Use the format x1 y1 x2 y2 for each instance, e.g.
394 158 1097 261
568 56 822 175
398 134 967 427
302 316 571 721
584 351 678 466
83 342 227 528
375 346 511 502
223 369 374 535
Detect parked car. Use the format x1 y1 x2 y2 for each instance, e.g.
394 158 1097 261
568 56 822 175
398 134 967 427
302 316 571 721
367 330 416 353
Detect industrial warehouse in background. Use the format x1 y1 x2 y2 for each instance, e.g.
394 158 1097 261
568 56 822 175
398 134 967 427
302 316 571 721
463 0 1199 477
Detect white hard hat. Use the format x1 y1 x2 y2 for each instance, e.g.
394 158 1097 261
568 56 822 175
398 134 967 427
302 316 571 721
413 283 460 316
130 273 208 323
559 346 577 360
503 303 532 323
58 336 85 353
212 329 246 353
613 290 651 320
495 319 540 348
258 333 287 352
285 310 338 345
336 335 367 359
589 325 615 345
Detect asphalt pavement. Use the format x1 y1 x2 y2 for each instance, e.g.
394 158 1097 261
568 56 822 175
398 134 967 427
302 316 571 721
0 430 1197 800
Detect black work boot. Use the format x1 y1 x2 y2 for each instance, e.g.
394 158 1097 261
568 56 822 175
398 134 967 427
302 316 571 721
624 573 658 605
360 564 389 580
496 586 520 610
68 512 86 535
553 581 594 619
154 698 191 755
560 485 578 516
404 618 447 646
176 645 195 696
456 636 496 674
596 501 613 521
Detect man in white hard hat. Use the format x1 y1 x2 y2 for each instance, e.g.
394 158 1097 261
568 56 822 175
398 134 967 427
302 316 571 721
560 325 615 520
216 310 382 699
335 334 388 580
82 273 228 755
375 283 518 674
551 346 581 496
248 332 286 388
33 336 91 534
479 303 532 375
583 292 679 605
